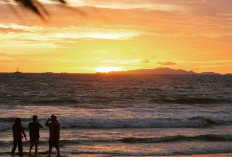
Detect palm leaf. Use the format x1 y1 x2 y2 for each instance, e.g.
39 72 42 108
8 0 67 20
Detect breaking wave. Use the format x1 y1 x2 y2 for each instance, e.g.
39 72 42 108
0 116 227 132
151 97 231 104
122 134 232 143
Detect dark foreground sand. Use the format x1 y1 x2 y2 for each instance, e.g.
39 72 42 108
3 153 232 157
67 154 232 157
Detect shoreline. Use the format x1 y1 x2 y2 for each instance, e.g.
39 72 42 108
67 153 232 157
2 152 231 157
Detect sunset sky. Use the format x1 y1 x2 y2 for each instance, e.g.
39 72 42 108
0 0 232 74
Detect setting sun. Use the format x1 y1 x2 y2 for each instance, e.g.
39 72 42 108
95 67 121 73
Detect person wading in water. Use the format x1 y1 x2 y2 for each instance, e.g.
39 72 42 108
11 118 27 156
28 115 42 155
45 115 61 156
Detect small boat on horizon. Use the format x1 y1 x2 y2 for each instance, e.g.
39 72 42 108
14 68 22 74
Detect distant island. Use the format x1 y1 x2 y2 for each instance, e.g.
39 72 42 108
106 67 223 75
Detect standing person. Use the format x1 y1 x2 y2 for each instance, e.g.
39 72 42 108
28 115 43 155
45 115 61 156
11 118 27 156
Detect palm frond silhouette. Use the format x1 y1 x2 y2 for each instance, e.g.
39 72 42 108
5 0 85 21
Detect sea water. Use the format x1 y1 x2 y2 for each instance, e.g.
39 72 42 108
0 73 232 156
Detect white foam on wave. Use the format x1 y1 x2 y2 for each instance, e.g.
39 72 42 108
58 117 217 128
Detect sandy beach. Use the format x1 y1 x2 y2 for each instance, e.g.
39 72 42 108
68 153 232 157
2 152 232 157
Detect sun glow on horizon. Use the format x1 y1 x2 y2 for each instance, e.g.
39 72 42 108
95 67 122 73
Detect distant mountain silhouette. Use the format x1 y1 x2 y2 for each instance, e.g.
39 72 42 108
108 68 221 75
199 72 221 75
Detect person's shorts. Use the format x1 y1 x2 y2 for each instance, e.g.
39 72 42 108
49 139 59 147
30 138 39 146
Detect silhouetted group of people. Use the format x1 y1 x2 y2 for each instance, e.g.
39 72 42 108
11 115 60 156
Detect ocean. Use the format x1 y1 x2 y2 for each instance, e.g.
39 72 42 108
0 73 232 156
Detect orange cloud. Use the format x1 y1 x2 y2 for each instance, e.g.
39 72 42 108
141 59 150 63
158 61 177 66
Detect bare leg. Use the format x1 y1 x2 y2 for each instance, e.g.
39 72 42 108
11 140 17 154
18 140 23 156
55 146 60 156
29 144 33 155
48 145 52 157
35 146 38 155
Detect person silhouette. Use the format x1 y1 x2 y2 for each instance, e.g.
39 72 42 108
11 118 27 156
45 115 61 156
28 115 42 155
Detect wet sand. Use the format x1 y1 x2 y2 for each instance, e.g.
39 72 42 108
68 153 232 157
